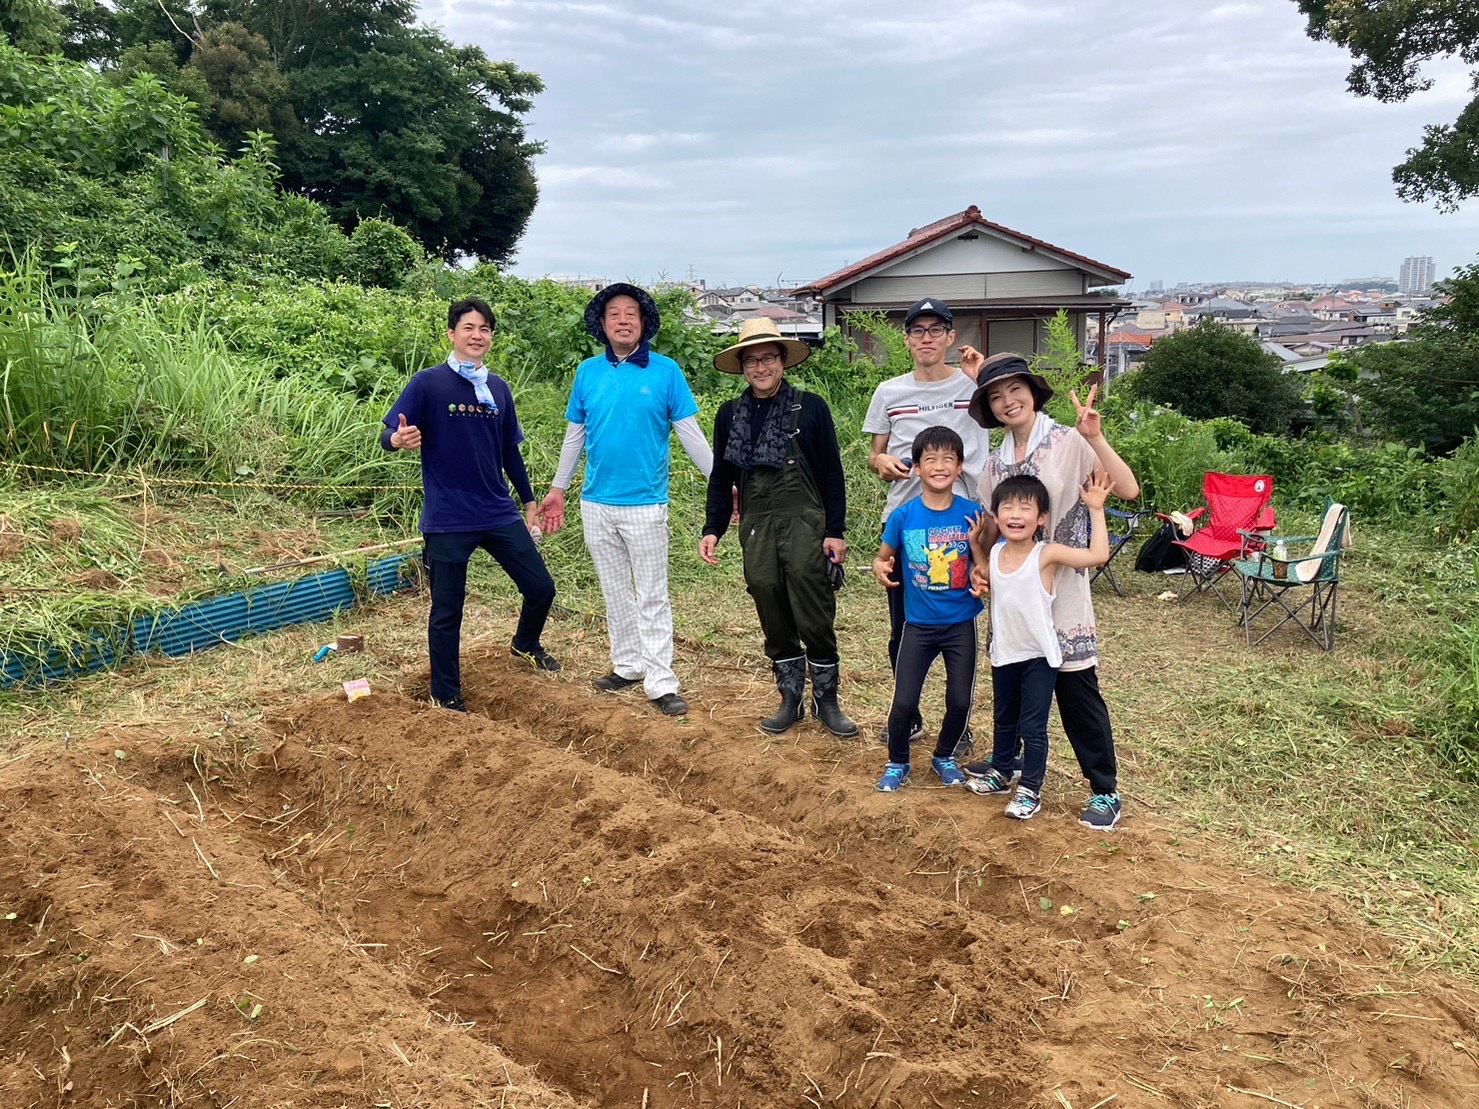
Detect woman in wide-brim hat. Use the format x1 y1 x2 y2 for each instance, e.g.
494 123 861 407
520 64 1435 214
698 318 858 739
965 349 1140 830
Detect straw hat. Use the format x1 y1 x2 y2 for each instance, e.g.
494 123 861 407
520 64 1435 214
712 318 812 375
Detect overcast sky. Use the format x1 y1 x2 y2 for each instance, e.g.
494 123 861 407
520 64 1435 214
423 0 1478 290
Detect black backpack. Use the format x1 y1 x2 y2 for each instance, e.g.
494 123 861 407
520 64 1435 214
1134 520 1188 572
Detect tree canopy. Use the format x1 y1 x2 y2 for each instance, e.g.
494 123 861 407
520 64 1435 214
1345 260 1479 452
0 38 424 291
1124 319 1302 435
48 0 544 264
1296 0 1479 210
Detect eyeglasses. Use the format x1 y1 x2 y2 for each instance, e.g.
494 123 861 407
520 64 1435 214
906 324 950 339
740 352 783 369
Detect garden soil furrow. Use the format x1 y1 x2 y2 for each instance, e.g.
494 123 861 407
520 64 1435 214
1 649 1476 1108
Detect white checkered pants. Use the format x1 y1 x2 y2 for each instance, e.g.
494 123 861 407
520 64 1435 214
580 500 679 698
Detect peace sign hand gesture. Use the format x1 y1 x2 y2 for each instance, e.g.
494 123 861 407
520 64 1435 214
1070 384 1102 442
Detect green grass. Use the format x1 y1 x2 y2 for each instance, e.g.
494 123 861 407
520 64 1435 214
0 475 409 661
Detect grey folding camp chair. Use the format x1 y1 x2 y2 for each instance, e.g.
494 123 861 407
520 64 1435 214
1232 500 1350 651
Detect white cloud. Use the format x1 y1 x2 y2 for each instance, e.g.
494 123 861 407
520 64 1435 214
427 0 1479 285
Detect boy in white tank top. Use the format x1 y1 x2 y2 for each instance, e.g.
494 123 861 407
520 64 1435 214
966 472 1114 819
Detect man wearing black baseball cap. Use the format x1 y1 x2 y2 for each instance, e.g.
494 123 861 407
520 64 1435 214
861 297 992 753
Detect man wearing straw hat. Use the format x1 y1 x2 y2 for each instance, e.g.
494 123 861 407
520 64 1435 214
699 319 857 738
538 283 713 717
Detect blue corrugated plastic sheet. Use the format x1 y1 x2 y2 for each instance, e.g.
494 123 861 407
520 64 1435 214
366 551 420 596
4 552 424 687
1 633 127 688
134 569 357 657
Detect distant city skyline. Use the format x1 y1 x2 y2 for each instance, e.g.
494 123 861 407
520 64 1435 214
426 0 1477 289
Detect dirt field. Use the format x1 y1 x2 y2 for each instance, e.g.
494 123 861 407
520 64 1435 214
3 647 1478 1108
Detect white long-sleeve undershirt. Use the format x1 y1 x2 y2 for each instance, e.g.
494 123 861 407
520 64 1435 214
551 416 714 490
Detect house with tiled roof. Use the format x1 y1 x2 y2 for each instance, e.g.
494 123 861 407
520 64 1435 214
1311 297 1357 320
793 206 1131 364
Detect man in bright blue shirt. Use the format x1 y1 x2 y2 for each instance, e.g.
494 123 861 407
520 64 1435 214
381 297 558 711
538 283 713 716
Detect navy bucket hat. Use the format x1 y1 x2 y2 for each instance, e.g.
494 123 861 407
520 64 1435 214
967 353 1055 429
584 282 661 345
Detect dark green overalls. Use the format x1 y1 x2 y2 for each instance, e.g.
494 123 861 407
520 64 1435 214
736 397 838 663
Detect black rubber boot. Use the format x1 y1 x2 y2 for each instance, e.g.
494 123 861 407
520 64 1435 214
760 655 807 735
808 659 859 739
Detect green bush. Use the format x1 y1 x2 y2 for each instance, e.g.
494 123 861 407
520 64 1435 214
1437 435 1479 540
155 278 445 395
1100 399 1234 511
347 218 423 289
1123 318 1301 434
1424 556 1479 784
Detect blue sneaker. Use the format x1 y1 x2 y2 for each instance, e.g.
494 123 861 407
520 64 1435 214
1079 792 1123 830
964 767 1014 795
1005 786 1041 820
876 762 911 792
931 757 966 786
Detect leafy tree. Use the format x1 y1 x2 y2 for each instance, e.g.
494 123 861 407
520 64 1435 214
0 41 353 286
2 0 66 52
1296 1 1479 210
57 0 544 263
186 22 294 152
1346 260 1479 452
1123 318 1301 434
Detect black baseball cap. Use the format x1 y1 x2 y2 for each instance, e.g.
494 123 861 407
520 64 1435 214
903 298 954 328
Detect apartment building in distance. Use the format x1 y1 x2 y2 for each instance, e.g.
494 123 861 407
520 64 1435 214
1399 255 1436 295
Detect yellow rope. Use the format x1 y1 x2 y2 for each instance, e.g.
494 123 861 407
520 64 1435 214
2 461 421 493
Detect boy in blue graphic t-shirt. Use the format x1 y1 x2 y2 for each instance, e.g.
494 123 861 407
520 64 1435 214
871 426 988 792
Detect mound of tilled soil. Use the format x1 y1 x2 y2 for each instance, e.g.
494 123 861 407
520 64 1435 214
3 650 1477 1107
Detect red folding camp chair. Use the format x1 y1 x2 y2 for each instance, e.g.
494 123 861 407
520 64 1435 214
1168 473 1275 610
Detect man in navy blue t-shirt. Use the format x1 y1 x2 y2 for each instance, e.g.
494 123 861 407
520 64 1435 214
381 297 558 711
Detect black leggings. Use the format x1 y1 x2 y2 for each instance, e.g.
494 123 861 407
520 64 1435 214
1055 666 1118 795
885 620 978 765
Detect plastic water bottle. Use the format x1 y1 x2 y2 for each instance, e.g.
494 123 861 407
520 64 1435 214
1272 538 1288 561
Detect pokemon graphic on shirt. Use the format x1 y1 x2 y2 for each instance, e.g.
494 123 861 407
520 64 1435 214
904 523 971 593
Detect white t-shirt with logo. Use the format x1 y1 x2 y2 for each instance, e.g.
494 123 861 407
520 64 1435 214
862 370 991 521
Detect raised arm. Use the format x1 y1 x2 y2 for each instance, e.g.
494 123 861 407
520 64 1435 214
1045 472 1116 570
1072 385 1139 500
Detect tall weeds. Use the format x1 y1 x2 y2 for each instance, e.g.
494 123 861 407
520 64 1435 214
0 254 269 477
